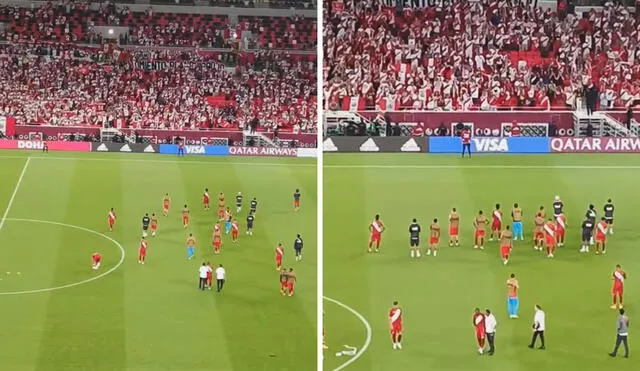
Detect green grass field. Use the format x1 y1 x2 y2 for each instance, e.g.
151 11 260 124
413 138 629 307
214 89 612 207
0 150 316 371
324 154 640 371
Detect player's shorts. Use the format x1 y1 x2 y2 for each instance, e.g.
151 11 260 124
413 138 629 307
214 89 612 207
595 235 605 243
449 226 458 236
410 237 419 247
142 225 148 231
182 217 189 224
203 198 209 204
491 221 501 231
151 224 157 231
612 285 623 295
138 248 146 257
475 328 485 340
556 228 564 238
247 223 253 229
294 247 302 255
582 232 591 242
163 204 169 210
500 245 510 259
231 229 238 236
545 236 555 246
474 230 485 238
280 281 287 290
276 257 282 265
605 218 613 224
391 324 402 335
287 282 294 291
534 231 544 241
429 237 439 246
108 219 114 225
369 234 381 243
294 199 300 207
213 240 221 248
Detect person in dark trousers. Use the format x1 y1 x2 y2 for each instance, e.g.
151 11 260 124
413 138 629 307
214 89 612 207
626 107 633 131
215 264 226 292
529 304 546 349
461 127 471 158
42 141 48 153
484 309 497 355
609 309 630 358
198 263 208 290
585 85 597 116
294 234 303 262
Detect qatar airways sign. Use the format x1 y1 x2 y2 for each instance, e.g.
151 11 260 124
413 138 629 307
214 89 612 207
550 137 640 153
382 0 457 8
228 146 297 157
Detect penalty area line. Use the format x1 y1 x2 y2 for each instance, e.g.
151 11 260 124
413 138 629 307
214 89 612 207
325 164 640 169
0 157 31 232
324 296 372 371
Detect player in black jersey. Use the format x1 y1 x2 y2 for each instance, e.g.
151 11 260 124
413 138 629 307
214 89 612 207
235 192 243 213
585 204 597 245
250 197 258 215
604 199 615 235
142 213 151 238
293 189 301 212
294 234 304 262
409 218 421 259
246 211 255 235
552 196 564 217
580 218 595 253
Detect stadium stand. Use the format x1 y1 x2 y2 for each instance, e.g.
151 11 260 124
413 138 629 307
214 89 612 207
0 0 317 143
324 0 640 112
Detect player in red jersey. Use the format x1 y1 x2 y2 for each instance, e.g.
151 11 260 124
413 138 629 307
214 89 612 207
286 268 296 296
427 218 440 257
107 208 116 231
500 225 513 265
162 193 171 216
279 267 288 296
212 224 222 254
217 192 225 221
91 252 101 270
461 127 472 158
368 214 385 253
206 262 213 290
473 211 487 250
181 205 189 228
472 308 486 354
555 213 567 247
203 188 210 210
448 208 460 246
611 264 627 309
231 219 239 242
138 237 148 264
388 301 403 350
275 243 284 270
595 217 608 255
533 213 545 251
489 204 502 241
150 213 158 237
543 219 556 258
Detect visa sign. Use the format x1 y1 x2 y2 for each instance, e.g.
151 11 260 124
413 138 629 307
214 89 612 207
185 145 205 154
472 138 509 152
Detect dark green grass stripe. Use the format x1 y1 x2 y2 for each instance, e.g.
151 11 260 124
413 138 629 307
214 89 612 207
35 159 126 371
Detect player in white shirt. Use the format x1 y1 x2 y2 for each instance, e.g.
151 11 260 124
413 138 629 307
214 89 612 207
198 263 208 291
215 264 226 292
528 305 546 350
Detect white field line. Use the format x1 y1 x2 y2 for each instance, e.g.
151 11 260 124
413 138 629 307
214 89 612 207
0 218 125 295
0 154 314 167
0 157 31 232
325 164 640 169
324 296 372 371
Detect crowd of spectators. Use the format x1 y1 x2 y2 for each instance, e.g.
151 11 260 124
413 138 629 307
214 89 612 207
0 1 317 133
0 43 316 133
324 0 640 111
0 1 315 49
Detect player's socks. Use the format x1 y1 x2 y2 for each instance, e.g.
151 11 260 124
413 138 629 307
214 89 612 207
473 245 478 249
426 249 431 255
416 250 421 258
396 342 402 349
433 250 437 257
410 250 415 258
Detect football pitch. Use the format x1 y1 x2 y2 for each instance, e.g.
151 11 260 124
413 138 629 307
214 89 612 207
324 154 640 371
0 150 316 371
